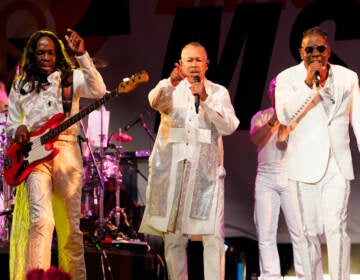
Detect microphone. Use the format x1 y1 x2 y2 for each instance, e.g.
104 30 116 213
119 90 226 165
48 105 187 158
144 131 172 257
193 76 200 114
124 113 144 131
315 71 320 87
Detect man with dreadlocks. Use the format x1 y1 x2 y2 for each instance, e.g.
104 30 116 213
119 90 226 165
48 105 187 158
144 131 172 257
7 28 106 280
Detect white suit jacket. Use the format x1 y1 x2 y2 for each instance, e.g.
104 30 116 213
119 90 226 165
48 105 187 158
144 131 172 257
275 62 360 183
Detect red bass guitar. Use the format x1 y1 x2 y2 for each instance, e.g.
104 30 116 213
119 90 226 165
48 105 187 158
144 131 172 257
3 70 149 186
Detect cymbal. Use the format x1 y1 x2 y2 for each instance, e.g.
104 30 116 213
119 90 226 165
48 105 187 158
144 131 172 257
115 133 132 142
91 57 108 69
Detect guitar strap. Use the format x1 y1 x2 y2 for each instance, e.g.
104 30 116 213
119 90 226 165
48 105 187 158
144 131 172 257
62 71 73 116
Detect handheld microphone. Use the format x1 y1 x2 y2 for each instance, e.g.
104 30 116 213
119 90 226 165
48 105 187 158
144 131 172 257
315 71 320 87
193 76 200 114
124 113 144 131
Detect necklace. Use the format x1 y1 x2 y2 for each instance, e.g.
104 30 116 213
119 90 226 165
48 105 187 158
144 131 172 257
321 67 335 104
319 68 335 104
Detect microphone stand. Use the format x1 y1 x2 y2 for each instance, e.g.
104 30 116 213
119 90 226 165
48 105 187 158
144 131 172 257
124 159 148 182
114 128 122 228
123 111 155 142
79 117 106 240
140 118 155 142
80 117 114 279
97 105 107 239
79 124 95 219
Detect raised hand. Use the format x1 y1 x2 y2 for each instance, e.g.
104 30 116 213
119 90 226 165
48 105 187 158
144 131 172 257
64 28 85 56
170 62 186 87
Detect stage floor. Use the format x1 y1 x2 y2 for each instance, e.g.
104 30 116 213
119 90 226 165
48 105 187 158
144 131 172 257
225 237 360 278
1 238 360 279
0 240 164 280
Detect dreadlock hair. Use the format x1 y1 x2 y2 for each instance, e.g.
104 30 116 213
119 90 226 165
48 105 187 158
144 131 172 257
14 29 74 95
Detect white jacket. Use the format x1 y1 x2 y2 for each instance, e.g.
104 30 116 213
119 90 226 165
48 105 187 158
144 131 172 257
275 62 360 183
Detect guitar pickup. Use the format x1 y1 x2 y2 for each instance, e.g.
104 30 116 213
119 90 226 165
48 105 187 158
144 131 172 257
16 149 21 163
14 160 29 181
22 142 32 158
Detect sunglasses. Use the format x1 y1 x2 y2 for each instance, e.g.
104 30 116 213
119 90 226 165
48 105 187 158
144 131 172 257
303 45 327 54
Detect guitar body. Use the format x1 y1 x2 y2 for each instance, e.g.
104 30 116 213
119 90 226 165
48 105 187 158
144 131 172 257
4 113 66 186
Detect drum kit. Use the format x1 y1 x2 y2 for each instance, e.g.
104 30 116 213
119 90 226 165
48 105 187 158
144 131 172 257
0 103 146 243
79 106 143 241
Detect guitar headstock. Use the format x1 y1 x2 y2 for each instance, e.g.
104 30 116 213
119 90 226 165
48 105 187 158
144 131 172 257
117 70 150 93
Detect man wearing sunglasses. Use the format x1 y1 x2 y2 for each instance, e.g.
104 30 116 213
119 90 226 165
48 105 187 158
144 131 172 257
275 26 360 279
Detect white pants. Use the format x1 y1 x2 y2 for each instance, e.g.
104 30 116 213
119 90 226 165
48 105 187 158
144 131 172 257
289 156 351 280
164 230 225 280
25 139 86 279
255 173 304 280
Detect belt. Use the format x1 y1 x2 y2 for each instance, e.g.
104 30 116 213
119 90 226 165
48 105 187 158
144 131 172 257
57 134 78 142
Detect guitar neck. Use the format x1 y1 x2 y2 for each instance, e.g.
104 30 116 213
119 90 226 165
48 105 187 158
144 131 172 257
41 89 117 144
39 70 149 144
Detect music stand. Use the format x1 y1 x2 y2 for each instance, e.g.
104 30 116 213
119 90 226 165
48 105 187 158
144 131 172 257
87 107 110 149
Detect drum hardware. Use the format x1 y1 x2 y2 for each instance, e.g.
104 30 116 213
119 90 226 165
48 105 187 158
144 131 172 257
0 111 14 242
80 114 107 239
114 179 121 228
97 105 107 238
106 128 128 229
82 182 95 219
80 107 136 241
0 198 13 242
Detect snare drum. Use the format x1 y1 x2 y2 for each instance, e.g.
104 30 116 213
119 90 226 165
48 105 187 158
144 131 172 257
83 154 122 184
81 154 122 218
